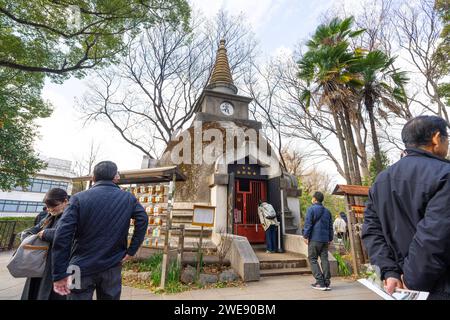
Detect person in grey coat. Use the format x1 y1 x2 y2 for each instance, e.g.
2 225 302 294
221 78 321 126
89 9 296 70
21 188 69 300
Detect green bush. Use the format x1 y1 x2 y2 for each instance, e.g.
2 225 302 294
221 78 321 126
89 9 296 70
167 261 181 284
123 251 185 293
150 261 162 286
333 252 352 276
138 251 163 272
165 261 185 293
0 217 35 249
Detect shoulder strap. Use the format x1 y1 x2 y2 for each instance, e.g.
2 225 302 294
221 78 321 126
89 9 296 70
312 206 325 225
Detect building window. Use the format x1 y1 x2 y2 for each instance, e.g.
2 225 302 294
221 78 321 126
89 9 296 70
3 201 18 212
18 204 28 212
0 200 44 213
31 180 43 192
14 178 69 193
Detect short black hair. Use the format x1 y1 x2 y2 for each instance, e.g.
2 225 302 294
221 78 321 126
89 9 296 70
401 115 449 148
93 161 118 181
313 191 324 203
44 188 68 207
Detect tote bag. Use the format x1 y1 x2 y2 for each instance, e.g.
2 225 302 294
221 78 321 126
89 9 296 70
7 234 49 278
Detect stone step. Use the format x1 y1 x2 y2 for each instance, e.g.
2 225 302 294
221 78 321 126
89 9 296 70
260 259 308 270
260 267 312 277
182 252 229 266
284 226 299 234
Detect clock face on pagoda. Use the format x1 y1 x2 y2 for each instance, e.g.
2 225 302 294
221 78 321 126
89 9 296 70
219 101 234 116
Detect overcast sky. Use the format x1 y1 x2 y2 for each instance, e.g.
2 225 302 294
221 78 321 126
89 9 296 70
35 0 361 178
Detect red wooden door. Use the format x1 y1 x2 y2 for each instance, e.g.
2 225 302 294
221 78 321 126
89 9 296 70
234 179 267 243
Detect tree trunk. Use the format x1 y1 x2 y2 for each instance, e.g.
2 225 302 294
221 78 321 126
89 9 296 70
332 112 352 184
339 111 357 184
365 93 383 175
342 107 362 185
353 117 370 179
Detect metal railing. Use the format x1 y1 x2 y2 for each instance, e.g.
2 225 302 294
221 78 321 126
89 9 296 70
0 221 17 251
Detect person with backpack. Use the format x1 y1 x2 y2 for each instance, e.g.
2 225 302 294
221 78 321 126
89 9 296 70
303 191 333 291
257 200 279 253
333 214 347 243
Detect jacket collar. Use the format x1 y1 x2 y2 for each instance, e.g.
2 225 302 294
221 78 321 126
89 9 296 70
404 148 450 164
91 180 120 189
313 203 323 207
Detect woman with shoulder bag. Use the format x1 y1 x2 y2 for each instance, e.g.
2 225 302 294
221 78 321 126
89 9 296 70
21 188 69 300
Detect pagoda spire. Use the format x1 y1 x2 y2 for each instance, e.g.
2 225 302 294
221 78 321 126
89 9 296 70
207 39 238 94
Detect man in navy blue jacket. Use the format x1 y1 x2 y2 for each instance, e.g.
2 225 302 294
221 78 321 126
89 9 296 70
52 161 148 300
362 115 450 300
303 191 333 291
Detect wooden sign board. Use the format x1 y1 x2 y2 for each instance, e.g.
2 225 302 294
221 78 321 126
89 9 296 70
192 205 215 227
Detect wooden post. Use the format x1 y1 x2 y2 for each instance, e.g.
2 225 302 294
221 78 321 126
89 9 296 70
160 173 176 289
196 226 204 279
280 189 285 235
177 224 185 266
345 195 360 275
278 189 285 252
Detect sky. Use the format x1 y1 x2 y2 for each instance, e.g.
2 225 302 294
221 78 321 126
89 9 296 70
35 0 362 178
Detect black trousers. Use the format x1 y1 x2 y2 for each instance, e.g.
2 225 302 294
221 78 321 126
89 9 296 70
308 240 331 286
68 264 122 300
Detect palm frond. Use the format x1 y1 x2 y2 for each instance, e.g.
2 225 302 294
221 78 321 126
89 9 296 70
300 89 312 108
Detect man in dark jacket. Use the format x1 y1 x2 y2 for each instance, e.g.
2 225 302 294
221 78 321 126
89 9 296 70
52 161 148 300
303 191 333 291
362 115 450 300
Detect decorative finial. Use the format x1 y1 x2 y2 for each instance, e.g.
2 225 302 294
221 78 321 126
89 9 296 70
207 38 237 94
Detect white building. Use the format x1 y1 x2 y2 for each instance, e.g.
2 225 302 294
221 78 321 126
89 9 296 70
0 157 74 217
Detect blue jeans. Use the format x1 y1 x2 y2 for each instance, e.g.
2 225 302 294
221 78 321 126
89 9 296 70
265 225 277 252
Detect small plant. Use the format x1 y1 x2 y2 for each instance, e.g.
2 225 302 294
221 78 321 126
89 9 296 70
164 261 186 293
167 260 181 284
150 261 162 286
333 252 352 276
216 228 233 271
195 240 204 280
215 281 227 289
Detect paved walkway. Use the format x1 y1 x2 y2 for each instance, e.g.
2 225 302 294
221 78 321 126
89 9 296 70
0 251 380 300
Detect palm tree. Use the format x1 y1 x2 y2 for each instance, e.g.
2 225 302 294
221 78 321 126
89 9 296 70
351 50 409 174
298 17 364 184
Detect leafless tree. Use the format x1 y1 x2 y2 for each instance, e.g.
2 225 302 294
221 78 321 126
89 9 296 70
73 140 101 177
80 10 257 158
215 228 233 272
301 167 335 195
72 140 102 194
281 147 307 178
394 0 448 122
243 57 289 169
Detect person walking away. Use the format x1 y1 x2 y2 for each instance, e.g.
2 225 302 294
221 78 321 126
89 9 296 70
257 200 279 253
51 161 148 300
34 207 48 225
333 214 347 243
303 191 333 291
339 212 349 239
21 188 69 300
362 115 450 300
